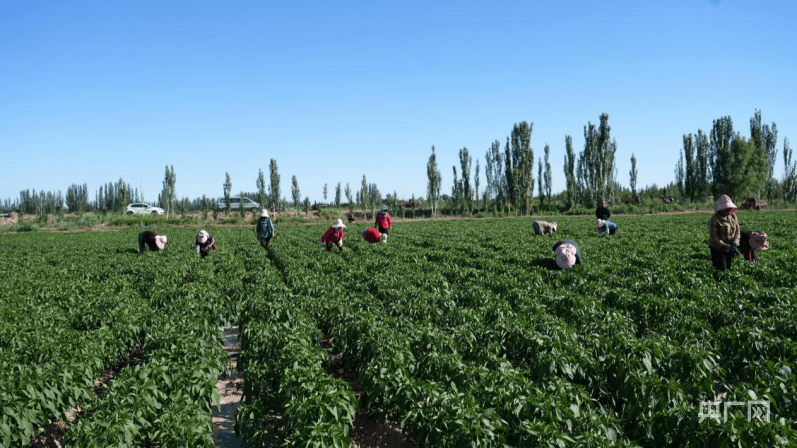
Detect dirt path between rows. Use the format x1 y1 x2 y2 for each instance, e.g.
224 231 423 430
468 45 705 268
212 326 245 448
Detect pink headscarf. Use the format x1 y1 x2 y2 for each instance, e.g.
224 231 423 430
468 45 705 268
555 243 577 269
715 195 736 213
155 235 167 250
596 219 605 229
197 230 209 244
749 232 769 251
551 222 558 232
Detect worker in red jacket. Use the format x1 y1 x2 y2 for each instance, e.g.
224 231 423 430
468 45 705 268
321 219 346 251
362 227 387 244
375 205 392 234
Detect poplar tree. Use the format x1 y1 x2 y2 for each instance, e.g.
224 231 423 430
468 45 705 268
474 160 481 211
458 147 472 212
543 144 552 211
485 140 504 213
564 135 576 210
750 109 779 199
537 158 544 210
223 172 232 214
695 129 710 200
257 169 267 210
161 165 176 218
709 116 734 197
269 159 281 212
630 153 638 200
683 134 696 202
783 138 796 201
291 175 300 209
335 182 342 207
426 146 442 216
451 166 459 214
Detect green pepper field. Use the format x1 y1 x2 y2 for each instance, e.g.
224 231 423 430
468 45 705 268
1 211 796 447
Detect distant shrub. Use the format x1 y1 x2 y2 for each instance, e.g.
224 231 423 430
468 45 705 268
566 207 593 216
11 220 39 232
54 220 77 231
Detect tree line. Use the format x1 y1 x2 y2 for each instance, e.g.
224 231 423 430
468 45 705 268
4 110 794 217
427 113 619 216
674 109 796 202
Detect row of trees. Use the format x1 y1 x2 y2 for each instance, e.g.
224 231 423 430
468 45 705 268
5 110 794 217
674 110 795 202
427 113 618 216
10 180 146 217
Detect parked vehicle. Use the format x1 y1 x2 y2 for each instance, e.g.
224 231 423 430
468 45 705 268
217 196 259 212
739 198 768 210
125 203 165 216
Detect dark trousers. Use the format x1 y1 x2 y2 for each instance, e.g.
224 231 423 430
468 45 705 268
710 246 734 270
533 222 541 235
378 227 390 234
259 237 271 249
739 230 756 262
326 240 342 251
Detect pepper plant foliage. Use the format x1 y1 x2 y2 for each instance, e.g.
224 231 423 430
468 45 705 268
1 211 796 447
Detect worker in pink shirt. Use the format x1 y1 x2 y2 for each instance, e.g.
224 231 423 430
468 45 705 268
362 227 387 244
321 219 346 251
375 205 392 234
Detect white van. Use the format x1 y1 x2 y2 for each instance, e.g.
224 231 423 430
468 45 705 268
217 196 259 212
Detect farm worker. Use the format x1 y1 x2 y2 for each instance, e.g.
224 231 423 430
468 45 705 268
533 220 557 235
596 200 617 235
255 210 274 250
551 240 583 270
739 230 768 262
195 230 216 258
321 218 346 251
138 230 167 254
362 227 387 244
708 195 741 271
375 205 392 234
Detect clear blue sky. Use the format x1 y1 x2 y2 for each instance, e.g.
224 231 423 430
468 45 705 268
2 0 795 205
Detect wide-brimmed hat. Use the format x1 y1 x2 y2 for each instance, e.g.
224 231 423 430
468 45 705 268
596 219 605 229
334 218 346 229
551 222 558 232
379 233 387 243
715 195 736 211
155 235 168 250
197 230 209 244
260 210 269 218
555 243 576 269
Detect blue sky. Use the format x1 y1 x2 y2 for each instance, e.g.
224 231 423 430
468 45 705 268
2 0 795 205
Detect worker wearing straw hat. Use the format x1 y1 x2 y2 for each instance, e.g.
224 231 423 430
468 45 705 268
255 210 274 250
321 218 347 251
708 194 741 270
